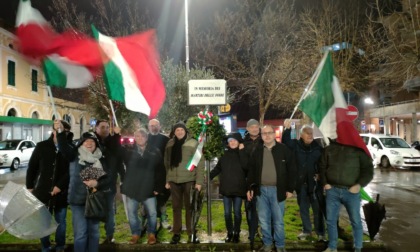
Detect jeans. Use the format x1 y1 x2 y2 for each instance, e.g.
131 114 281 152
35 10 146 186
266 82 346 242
40 206 67 252
126 196 157 235
104 192 116 237
256 186 286 249
297 184 325 235
326 187 363 250
70 205 100 252
222 196 243 234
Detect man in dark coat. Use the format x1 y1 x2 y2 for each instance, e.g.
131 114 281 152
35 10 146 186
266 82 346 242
247 125 296 252
121 128 164 245
319 141 373 252
26 120 71 252
148 119 170 229
94 119 125 244
282 121 325 241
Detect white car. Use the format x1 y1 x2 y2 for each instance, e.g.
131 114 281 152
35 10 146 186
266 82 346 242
0 140 36 170
360 134 420 169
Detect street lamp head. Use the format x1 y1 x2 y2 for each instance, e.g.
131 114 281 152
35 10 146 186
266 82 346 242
364 97 374 105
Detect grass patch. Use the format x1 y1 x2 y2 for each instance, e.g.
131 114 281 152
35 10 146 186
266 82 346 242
0 197 365 244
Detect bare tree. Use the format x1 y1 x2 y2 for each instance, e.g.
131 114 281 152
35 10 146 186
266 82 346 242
364 0 420 97
298 0 372 95
190 0 310 123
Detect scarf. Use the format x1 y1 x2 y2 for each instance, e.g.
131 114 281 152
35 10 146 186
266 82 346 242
170 135 187 168
78 146 103 170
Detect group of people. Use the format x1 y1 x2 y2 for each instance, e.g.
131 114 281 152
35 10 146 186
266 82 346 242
25 117 373 252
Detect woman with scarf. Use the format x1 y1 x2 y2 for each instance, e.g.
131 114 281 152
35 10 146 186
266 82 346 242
164 122 204 244
55 120 110 252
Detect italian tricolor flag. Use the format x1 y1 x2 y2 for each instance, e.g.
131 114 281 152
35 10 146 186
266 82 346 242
299 52 370 156
92 26 166 118
16 0 102 88
186 133 206 171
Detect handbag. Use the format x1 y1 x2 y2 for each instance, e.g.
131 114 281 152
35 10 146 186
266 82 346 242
85 188 108 222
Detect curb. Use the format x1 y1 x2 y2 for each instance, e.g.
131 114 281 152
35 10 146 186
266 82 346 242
0 241 386 251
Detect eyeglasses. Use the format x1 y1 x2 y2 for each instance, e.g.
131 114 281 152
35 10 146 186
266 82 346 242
261 132 275 136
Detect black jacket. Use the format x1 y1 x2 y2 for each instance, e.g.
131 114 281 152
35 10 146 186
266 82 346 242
210 147 248 197
121 144 164 202
95 132 125 193
247 142 296 202
319 141 373 188
281 128 322 193
148 133 169 193
26 136 70 208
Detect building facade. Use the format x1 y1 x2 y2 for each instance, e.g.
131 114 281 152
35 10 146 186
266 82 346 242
0 27 92 143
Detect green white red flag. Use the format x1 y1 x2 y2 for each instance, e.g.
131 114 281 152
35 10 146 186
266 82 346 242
92 26 165 118
298 52 370 156
16 0 102 88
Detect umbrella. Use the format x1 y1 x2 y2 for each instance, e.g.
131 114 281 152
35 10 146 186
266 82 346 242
246 185 258 251
80 166 106 181
190 187 204 243
0 181 57 239
363 194 386 240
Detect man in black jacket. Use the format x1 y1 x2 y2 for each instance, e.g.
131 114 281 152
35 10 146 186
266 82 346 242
319 141 373 252
247 125 296 252
26 120 71 252
148 119 170 229
282 121 325 241
94 119 125 244
121 128 164 245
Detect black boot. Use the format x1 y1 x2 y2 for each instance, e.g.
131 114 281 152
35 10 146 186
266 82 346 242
225 232 233 243
232 232 240 243
170 234 181 244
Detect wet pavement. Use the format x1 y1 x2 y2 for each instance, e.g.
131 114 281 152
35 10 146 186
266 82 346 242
363 168 420 252
0 166 419 251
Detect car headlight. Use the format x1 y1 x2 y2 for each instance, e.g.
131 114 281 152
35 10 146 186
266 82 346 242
390 150 400 155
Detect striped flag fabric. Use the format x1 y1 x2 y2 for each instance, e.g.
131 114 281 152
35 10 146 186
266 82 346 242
186 133 206 171
16 0 102 88
92 26 166 118
298 52 370 155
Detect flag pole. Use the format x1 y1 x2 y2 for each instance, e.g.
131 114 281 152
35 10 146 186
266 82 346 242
108 100 119 128
289 52 330 120
47 86 59 119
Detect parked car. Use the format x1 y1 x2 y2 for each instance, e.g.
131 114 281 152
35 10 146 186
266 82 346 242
360 133 420 169
0 140 36 170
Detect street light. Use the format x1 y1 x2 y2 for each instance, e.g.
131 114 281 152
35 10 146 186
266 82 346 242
184 0 190 73
364 97 374 133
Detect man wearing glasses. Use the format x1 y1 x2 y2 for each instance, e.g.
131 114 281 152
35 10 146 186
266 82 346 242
247 125 296 252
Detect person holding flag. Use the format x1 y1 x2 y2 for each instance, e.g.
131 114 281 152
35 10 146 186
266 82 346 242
294 52 375 252
164 122 204 244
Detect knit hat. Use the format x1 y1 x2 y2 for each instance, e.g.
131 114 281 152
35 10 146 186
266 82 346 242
172 121 187 132
77 132 100 148
226 132 243 143
246 119 259 127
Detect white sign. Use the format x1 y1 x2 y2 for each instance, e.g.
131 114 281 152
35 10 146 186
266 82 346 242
188 79 227 105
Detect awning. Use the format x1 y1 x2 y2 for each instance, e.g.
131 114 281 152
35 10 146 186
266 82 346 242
0 116 53 125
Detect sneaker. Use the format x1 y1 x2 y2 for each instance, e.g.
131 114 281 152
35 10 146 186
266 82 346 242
297 232 311 240
276 247 287 252
161 220 171 229
147 233 156 245
258 245 273 252
323 248 338 252
128 235 140 245
317 234 327 242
